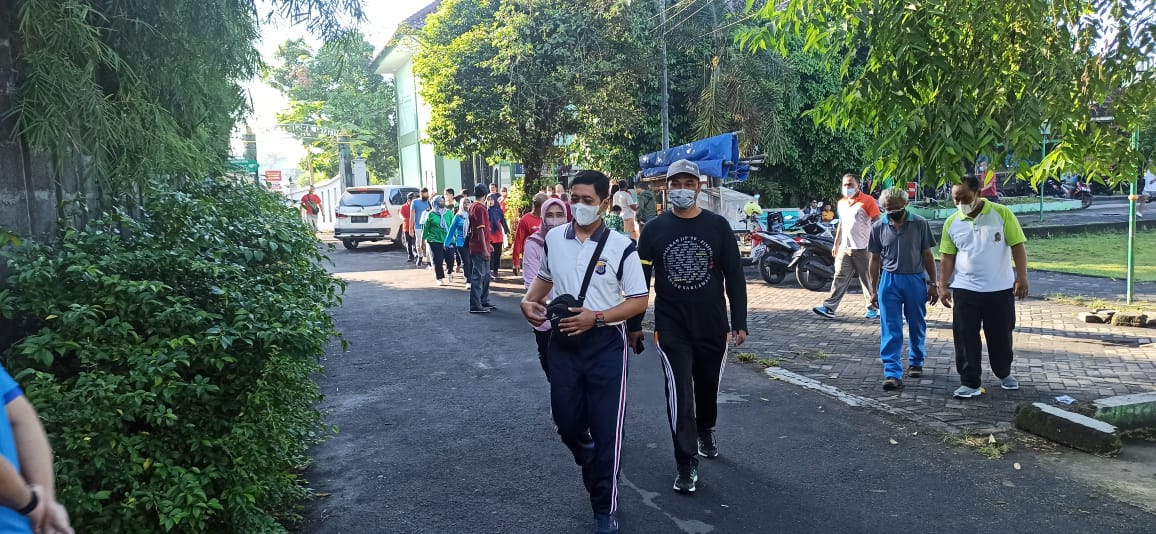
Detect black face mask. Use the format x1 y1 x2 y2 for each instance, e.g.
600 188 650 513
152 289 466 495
887 210 906 222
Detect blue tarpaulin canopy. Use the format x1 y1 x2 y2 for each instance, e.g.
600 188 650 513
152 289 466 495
638 132 749 181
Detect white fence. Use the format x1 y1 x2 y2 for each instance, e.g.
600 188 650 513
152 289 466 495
285 175 341 232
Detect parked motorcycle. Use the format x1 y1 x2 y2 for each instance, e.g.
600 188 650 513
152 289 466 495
1046 177 1093 209
756 231 801 284
787 213 837 291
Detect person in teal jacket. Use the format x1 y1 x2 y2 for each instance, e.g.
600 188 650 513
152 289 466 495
444 198 472 284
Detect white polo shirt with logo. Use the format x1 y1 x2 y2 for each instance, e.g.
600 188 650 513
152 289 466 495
537 222 649 324
939 201 1027 292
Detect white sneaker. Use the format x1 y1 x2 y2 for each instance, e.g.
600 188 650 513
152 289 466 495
436 279 445 286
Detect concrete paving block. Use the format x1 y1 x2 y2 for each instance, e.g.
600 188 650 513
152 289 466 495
1093 392 1156 430
1111 312 1148 327
1078 312 1104 324
1014 402 1122 455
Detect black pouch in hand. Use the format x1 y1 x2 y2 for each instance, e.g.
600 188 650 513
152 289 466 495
547 228 610 349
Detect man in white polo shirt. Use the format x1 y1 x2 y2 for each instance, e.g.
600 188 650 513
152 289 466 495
521 170 648 534
813 173 882 319
938 175 1029 399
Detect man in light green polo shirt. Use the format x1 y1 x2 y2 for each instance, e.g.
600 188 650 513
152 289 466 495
937 175 1029 399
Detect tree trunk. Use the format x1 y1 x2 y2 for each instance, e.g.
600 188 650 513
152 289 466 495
520 146 545 204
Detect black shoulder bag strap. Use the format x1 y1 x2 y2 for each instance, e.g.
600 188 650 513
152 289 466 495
576 227 611 307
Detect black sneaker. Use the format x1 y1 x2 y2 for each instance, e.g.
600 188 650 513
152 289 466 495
593 513 619 534
483 304 497 311
698 430 718 458
469 308 491 314
673 463 698 494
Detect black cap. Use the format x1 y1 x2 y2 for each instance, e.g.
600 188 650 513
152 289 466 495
473 184 488 198
407 192 417 199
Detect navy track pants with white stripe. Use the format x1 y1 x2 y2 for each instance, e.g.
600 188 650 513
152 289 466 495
548 324 628 515
655 330 727 467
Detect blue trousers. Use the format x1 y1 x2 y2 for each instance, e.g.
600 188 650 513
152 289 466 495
878 271 927 379
549 325 628 516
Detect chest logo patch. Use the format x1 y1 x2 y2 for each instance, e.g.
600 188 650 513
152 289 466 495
995 232 1002 243
595 259 608 275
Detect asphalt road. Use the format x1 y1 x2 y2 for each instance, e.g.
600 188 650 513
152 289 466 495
300 241 1155 534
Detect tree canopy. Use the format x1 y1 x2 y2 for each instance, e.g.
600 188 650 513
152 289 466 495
266 32 399 183
741 0 1156 186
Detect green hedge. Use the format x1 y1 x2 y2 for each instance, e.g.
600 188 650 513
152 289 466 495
0 179 344 532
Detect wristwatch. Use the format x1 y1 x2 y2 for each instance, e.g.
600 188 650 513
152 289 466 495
594 311 606 328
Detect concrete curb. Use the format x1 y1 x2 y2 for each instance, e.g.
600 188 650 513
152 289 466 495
1014 402 1122 455
1093 392 1156 430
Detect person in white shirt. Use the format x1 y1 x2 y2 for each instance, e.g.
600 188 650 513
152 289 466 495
812 174 883 320
1138 165 1156 217
938 175 1029 399
612 181 639 239
521 170 648 534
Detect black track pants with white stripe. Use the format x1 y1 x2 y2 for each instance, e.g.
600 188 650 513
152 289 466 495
548 324 629 515
655 330 727 467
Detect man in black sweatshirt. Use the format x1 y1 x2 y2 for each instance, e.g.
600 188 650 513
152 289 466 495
628 159 748 495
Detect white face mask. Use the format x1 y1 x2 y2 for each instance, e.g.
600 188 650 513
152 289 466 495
543 214 567 230
957 200 978 216
571 203 601 226
668 188 697 209
843 186 857 198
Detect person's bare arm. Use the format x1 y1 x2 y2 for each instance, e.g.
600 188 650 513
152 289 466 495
923 249 939 305
0 455 35 511
868 253 882 308
937 253 955 308
8 398 54 500
1011 243 1028 299
559 297 649 336
521 277 554 327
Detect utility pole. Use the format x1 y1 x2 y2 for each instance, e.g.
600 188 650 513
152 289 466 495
1127 126 1140 304
659 0 670 151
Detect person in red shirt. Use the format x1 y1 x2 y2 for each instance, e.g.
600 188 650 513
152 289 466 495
468 185 495 313
512 193 549 276
300 186 322 231
399 193 417 262
977 156 998 202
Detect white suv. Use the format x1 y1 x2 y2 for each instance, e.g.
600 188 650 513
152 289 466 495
334 186 418 250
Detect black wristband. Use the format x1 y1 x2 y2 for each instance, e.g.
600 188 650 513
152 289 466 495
16 488 38 516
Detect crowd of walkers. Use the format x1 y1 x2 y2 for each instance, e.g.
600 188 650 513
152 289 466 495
391 163 1029 534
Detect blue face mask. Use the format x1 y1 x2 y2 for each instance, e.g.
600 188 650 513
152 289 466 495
668 188 696 209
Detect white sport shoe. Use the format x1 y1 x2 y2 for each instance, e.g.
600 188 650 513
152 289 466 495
436 279 445 286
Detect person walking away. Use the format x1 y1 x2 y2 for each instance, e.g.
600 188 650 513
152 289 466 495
521 197 571 379
629 159 748 495
938 175 1029 399
634 182 657 229
412 189 433 267
812 174 882 320
612 180 639 239
468 185 496 313
1138 165 1156 217
499 187 510 213
300 185 322 231
603 206 625 234
400 192 417 263
487 193 510 278
867 188 939 391
444 199 473 288
423 196 456 285
514 193 550 277
521 170 649 534
0 363 75 533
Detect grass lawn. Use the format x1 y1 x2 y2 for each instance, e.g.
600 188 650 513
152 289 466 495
1026 231 1156 281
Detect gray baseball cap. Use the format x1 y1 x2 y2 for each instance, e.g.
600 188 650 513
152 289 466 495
666 159 703 181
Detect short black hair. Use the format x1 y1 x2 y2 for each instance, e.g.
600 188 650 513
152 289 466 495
842 173 860 185
420 187 429 193
611 205 622 213
959 174 982 192
618 180 629 189
445 188 455 195
473 184 488 199
570 170 611 201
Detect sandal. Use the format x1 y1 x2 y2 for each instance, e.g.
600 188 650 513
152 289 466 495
882 377 903 391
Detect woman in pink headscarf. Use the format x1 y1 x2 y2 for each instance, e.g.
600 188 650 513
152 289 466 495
522 197 571 380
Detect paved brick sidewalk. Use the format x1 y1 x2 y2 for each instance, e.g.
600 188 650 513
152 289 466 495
741 277 1156 435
